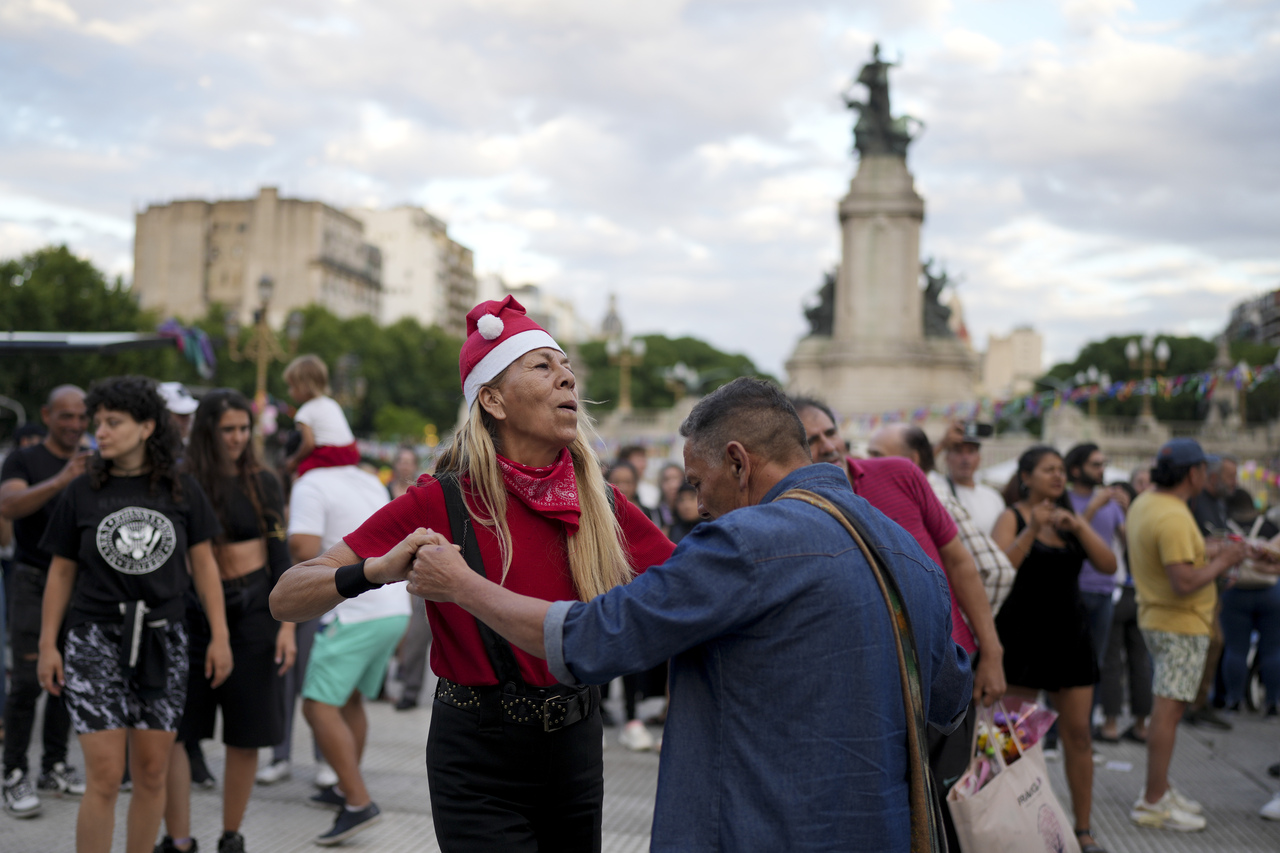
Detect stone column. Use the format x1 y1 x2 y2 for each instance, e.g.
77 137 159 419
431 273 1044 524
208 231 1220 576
834 155 926 346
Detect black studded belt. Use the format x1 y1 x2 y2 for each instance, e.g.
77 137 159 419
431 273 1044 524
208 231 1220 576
434 676 597 732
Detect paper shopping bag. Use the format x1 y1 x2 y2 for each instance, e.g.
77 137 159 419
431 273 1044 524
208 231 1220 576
947 706 1080 853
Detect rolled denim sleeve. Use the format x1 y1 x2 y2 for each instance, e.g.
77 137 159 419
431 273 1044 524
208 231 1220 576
544 599 580 685
551 520 762 687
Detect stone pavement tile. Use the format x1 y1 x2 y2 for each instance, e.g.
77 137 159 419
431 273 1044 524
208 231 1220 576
1041 711 1280 853
6 693 1272 852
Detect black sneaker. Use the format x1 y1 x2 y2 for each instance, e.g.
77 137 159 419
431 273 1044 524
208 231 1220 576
1184 706 1233 730
394 696 418 711
309 785 346 811
316 802 381 846
216 830 244 853
154 836 199 852
37 762 86 797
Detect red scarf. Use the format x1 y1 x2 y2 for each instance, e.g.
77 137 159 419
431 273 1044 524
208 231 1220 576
497 448 582 536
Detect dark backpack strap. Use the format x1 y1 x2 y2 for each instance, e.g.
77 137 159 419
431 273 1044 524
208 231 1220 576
435 475 527 711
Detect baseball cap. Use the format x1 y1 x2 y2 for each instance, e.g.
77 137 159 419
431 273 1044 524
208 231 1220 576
158 381 198 415
1156 438 1206 467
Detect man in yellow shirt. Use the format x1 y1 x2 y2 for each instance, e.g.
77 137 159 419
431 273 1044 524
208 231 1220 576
1126 439 1246 832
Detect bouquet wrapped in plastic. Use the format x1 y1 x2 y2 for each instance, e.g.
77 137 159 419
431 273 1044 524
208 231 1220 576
951 701 1057 800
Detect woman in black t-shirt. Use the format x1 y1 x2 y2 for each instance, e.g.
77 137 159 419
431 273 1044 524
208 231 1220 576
158 389 293 853
36 376 231 853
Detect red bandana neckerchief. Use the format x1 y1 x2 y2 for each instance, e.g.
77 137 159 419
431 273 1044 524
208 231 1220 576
496 448 581 536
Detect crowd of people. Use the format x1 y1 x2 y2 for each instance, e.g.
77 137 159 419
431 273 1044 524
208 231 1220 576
0 295 1278 852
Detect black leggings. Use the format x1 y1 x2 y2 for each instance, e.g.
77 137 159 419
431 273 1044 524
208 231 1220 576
426 699 604 853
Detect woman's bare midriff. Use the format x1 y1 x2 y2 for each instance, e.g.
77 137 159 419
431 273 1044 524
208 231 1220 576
214 538 268 581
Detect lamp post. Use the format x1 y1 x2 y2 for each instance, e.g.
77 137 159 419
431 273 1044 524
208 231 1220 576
225 276 303 452
605 335 647 414
1124 335 1170 421
1073 365 1111 419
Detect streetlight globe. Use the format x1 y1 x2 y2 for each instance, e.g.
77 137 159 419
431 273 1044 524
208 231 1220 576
1155 340 1171 364
1141 334 1155 354
1087 365 1099 382
632 338 647 358
1125 340 1140 362
257 275 275 306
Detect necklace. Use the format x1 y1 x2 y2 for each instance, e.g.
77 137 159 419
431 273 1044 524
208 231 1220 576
112 463 151 476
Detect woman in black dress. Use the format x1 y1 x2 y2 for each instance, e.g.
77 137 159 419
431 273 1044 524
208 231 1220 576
992 445 1116 853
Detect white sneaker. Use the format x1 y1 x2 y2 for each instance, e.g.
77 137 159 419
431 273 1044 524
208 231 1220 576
1261 792 1280 822
1168 783 1203 815
315 762 339 789
256 759 291 785
3 769 42 819
618 720 655 752
1043 746 1062 762
1130 790 1207 832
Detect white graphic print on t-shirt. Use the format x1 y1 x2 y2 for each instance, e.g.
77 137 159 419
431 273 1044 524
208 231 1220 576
96 507 177 575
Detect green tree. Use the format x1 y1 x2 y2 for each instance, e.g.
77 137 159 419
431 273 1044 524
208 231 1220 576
0 246 189 439
576 334 776 413
1039 334 1280 424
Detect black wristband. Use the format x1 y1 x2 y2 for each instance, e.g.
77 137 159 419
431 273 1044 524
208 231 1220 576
335 560 382 599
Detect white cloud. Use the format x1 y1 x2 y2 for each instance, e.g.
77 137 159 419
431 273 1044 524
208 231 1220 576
0 0 1276 384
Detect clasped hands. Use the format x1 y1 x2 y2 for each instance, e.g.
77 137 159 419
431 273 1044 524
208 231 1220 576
363 527 471 601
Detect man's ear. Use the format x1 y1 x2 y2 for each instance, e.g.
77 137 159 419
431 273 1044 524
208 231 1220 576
477 386 506 422
725 441 751 490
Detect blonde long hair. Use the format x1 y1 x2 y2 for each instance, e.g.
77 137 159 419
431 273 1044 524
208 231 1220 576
435 392 633 601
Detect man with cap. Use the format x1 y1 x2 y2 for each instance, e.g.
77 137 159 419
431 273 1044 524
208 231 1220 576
935 421 1005 535
158 381 199 445
1126 438 1251 832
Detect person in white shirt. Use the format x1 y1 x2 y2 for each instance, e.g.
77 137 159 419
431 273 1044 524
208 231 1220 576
936 422 1006 535
287 465 410 845
283 355 360 479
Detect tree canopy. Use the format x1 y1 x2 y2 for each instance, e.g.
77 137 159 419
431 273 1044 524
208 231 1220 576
576 334 775 412
1041 334 1280 424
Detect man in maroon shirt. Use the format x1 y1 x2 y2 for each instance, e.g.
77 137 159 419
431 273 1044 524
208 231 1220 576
791 396 1006 851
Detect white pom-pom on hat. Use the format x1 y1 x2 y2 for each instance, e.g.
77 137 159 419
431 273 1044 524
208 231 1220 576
477 314 504 340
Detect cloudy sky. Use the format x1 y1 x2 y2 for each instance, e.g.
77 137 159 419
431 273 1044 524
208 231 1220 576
2 0 1278 378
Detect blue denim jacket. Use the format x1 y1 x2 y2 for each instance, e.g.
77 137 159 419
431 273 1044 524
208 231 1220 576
545 463 972 852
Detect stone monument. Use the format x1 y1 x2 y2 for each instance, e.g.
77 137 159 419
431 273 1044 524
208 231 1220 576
787 45 978 417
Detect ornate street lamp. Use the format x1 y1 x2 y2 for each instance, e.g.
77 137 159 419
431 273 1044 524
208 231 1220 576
225 276 303 452
1125 335 1170 421
605 335 647 414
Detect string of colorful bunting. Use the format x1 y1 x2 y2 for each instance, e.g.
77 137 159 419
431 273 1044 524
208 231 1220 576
844 361 1280 431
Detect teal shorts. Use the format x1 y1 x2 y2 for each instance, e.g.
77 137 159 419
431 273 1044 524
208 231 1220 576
302 615 409 707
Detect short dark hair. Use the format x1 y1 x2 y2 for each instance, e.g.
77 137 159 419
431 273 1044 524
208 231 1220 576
900 424 935 473
617 444 646 463
1064 443 1100 483
787 395 837 427
680 378 807 463
1151 458 1198 488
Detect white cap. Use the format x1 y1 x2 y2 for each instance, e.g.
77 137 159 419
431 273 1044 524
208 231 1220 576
158 381 198 415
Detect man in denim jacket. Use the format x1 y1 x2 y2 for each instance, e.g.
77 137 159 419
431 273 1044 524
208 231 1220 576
407 378 972 851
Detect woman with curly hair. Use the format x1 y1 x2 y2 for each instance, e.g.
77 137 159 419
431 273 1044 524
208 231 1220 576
36 376 232 853
157 389 293 853
272 296 675 851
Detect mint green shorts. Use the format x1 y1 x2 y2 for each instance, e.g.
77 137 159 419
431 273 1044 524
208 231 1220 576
302 615 409 707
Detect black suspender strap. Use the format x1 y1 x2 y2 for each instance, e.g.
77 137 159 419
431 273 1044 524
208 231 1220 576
435 475 527 709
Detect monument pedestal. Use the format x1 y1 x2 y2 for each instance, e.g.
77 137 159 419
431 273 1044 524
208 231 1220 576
787 154 977 417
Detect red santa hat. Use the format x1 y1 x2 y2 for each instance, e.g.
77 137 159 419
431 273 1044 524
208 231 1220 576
460 295 563 407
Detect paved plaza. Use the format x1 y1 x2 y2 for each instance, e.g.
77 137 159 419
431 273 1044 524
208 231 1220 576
1 691 1278 852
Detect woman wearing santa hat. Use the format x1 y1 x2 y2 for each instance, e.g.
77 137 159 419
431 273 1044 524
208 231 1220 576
271 295 674 851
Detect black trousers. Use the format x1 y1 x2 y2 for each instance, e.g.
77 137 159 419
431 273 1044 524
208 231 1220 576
426 697 604 853
4 564 70 777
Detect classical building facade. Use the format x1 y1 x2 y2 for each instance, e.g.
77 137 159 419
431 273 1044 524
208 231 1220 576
346 206 477 337
133 187 382 326
980 326 1043 399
